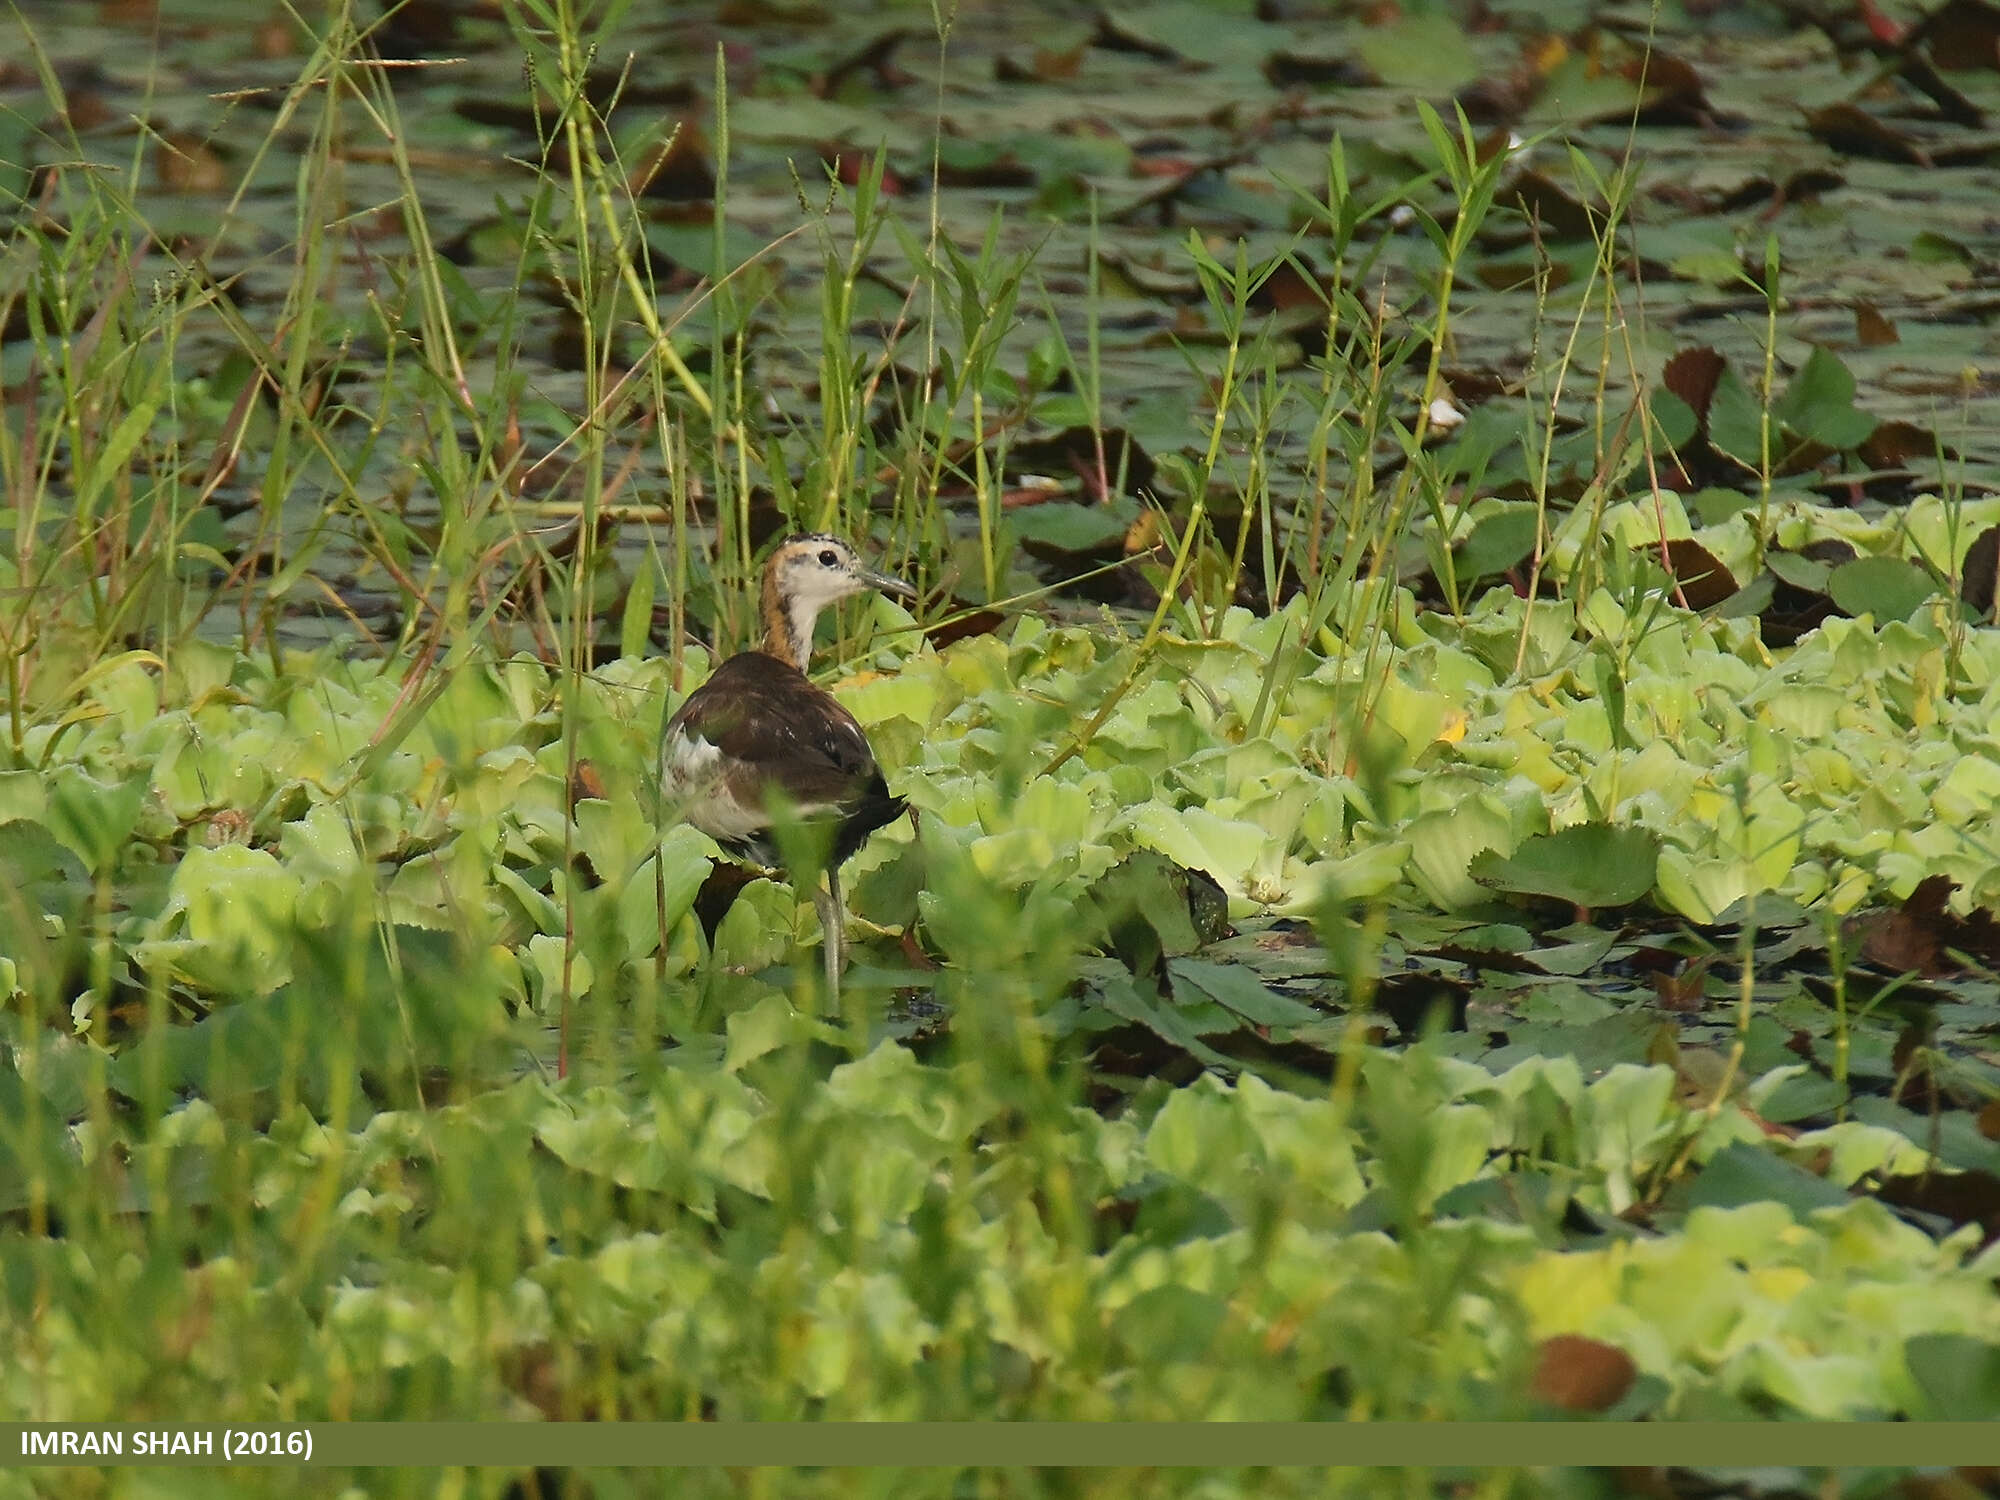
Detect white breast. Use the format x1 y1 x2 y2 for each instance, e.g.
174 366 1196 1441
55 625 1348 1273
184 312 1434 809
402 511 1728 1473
662 731 767 842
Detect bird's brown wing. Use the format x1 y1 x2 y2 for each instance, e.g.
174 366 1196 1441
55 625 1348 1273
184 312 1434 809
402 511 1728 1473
663 652 902 866
667 653 876 793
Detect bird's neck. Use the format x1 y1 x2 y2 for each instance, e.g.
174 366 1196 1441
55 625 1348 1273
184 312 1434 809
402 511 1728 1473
759 571 818 672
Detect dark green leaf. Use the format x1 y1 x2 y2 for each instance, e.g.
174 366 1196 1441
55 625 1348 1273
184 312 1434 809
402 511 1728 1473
1169 957 1320 1029
1111 1283 1229 1364
1456 507 1540 581
1470 825 1659 909
1828 556 1936 622
1903 1334 2000 1420
1676 1141 1851 1217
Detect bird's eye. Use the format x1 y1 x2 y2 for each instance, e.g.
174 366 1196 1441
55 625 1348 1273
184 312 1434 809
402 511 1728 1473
818 549 839 567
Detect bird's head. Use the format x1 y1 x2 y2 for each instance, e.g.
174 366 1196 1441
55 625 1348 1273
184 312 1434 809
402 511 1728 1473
761 534 916 669
767 534 915 612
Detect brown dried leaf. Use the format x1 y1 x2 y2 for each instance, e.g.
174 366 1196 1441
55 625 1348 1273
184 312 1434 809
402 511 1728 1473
629 120 716 202
1859 874 1953 974
1960 525 2000 615
568 759 607 809
62 90 113 133
1662 346 1726 424
1803 102 1932 165
1860 418 1946 468
1505 168 1599 240
1861 876 2000 973
1092 8 1186 62
924 603 1007 651
1621 47 1711 122
1854 301 1900 346
1034 44 1086 80
1011 425 1157 498
1918 0 2000 70
1263 50 1375 88
155 131 228 195
1976 1099 2000 1142
1531 1334 1637 1413
1874 1167 2000 1246
1650 952 1715 1012
1660 539 1738 610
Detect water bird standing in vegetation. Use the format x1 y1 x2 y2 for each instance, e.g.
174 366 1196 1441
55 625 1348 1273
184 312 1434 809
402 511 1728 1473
661 534 916 998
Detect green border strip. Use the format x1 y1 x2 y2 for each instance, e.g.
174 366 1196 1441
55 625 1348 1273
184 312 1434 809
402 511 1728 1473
3 1424 1996 1467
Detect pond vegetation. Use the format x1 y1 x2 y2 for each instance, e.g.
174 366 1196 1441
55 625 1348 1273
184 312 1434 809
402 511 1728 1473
5 0 2000 1493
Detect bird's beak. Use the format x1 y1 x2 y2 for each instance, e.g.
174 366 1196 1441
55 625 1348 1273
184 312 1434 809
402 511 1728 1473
857 565 917 601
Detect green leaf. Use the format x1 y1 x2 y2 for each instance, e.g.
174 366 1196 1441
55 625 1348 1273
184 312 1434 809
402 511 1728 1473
1903 1334 2000 1419
1828 556 1936 622
1090 970 1236 1070
1406 797 1513 910
1675 1141 1851 1217
617 826 714 962
620 553 658 662
1775 346 1876 450
136 844 304 995
1767 549 1834 591
724 992 806 1073
44 768 148 874
74 363 169 516
1648 389 1697 450
1086 851 1210 970
1470 824 1660 909
1168 957 1319 1030
1009 500 1130 554
1706 365 1768 471
0 816 87 900
1112 1283 1228 1364
0 1068 82 1214
1358 12 1478 91
1456 507 1539 581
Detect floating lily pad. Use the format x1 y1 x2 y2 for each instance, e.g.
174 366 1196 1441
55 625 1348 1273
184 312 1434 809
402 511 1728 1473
1470 825 1660 910
1828 555 1938 622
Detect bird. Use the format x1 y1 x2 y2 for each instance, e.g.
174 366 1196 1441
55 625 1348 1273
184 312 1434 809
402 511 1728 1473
660 533 916 998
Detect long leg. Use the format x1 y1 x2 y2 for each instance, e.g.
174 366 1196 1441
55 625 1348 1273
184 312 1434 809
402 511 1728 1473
813 867 844 1001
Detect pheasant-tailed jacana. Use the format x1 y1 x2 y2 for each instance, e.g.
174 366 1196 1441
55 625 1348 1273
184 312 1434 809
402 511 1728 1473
661 534 916 996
